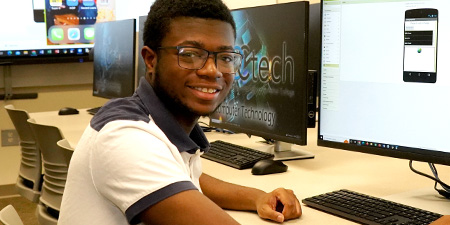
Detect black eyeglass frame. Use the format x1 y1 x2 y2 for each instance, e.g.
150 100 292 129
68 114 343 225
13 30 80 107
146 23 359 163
157 46 243 74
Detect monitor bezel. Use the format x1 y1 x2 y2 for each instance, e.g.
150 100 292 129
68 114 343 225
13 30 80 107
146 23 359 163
0 54 91 65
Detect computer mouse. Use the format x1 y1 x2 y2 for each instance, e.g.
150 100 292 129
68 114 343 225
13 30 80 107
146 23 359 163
58 107 79 115
251 159 288 175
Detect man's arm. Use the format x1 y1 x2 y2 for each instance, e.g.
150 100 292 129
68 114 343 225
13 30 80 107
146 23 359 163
199 173 302 223
139 189 240 225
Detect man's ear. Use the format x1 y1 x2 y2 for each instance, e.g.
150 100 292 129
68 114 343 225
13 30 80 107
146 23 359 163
141 46 157 78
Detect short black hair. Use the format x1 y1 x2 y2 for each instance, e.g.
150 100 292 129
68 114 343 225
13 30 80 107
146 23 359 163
143 0 236 51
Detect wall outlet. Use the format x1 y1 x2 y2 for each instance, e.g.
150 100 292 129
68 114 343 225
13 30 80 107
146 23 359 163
1 129 20 147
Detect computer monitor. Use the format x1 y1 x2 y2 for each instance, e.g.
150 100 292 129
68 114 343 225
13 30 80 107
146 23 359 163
93 19 136 99
0 0 117 65
137 15 148 84
318 0 450 166
308 3 321 74
209 2 313 160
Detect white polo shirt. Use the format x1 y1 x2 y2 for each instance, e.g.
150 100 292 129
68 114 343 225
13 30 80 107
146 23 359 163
58 78 210 225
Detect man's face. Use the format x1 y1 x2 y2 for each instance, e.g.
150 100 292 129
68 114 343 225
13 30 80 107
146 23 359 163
146 17 236 117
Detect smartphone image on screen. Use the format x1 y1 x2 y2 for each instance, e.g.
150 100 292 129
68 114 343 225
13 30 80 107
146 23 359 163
403 8 438 83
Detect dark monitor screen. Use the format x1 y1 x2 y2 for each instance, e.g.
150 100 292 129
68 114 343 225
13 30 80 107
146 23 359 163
209 2 311 160
137 15 147 83
318 0 450 166
308 3 321 73
93 19 136 99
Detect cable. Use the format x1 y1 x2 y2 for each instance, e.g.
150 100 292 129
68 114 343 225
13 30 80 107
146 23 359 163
409 161 449 188
429 163 450 193
198 121 234 134
409 160 450 199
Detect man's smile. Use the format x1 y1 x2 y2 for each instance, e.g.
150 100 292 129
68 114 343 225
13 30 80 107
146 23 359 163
192 87 219 94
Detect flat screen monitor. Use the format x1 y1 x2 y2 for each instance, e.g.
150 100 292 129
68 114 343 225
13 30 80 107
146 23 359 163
0 0 116 65
209 2 313 160
137 15 147 83
308 3 321 73
93 19 136 99
318 0 450 166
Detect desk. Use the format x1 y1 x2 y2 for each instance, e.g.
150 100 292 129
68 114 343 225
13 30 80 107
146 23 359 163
30 109 92 147
30 109 450 224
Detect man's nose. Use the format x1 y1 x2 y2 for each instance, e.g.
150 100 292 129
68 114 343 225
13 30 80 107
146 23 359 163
197 56 222 78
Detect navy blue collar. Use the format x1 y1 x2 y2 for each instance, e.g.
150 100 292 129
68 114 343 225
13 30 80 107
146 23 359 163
136 77 209 153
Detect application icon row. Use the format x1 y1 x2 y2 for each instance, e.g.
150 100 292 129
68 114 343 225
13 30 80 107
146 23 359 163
350 139 399 150
0 48 91 57
50 0 95 7
48 26 95 44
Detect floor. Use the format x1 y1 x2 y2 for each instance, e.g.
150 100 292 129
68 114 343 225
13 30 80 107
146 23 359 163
0 184 38 225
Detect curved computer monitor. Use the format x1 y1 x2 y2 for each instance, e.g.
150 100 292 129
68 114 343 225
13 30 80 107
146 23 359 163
209 2 312 161
318 0 450 166
93 19 136 99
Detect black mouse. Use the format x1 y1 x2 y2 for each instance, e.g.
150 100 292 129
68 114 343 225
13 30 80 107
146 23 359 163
251 159 288 175
58 107 79 115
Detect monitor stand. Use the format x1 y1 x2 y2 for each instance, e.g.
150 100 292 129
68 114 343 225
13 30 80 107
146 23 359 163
273 141 315 161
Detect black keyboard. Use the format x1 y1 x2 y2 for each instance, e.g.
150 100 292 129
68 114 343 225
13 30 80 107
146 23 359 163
302 189 443 225
201 140 274 169
87 106 101 115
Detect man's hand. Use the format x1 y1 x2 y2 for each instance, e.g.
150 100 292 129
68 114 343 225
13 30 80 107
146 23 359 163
430 215 450 225
255 188 302 223
200 174 302 223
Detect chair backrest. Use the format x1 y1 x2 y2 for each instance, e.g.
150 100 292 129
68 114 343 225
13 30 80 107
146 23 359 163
4 105 42 203
56 139 74 166
27 118 68 212
5 105 35 143
0 205 24 225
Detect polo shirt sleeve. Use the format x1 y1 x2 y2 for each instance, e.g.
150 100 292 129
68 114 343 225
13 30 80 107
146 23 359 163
90 120 198 224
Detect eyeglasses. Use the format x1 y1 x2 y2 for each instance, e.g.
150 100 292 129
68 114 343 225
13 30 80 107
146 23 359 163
158 46 243 74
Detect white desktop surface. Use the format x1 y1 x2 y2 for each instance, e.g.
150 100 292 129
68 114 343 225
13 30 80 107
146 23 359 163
30 109 450 224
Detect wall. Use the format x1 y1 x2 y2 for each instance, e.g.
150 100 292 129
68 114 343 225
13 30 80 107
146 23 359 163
0 0 318 185
223 0 276 9
223 0 320 9
279 0 320 4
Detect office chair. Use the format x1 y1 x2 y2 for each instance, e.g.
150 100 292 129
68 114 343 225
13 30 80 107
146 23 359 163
27 119 71 225
0 205 24 225
56 139 74 166
4 105 42 203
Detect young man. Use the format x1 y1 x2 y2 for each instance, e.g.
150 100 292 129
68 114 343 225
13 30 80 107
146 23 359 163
58 0 301 224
